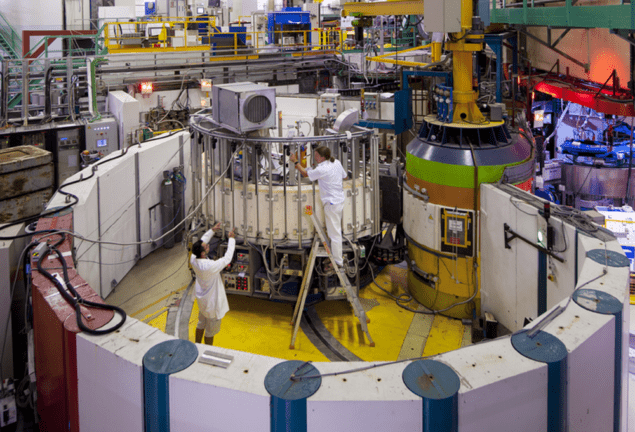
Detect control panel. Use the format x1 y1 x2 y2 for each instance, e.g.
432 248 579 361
318 93 342 118
363 92 381 119
85 117 119 157
55 128 82 186
21 132 46 149
222 273 250 292
220 247 252 294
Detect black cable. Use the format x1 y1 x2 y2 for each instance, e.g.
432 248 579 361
0 130 183 241
0 241 38 385
36 235 126 335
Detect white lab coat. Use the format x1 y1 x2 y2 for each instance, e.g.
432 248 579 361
306 159 347 205
190 232 235 320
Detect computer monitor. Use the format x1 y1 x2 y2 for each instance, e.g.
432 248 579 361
197 6 205 14
544 113 552 125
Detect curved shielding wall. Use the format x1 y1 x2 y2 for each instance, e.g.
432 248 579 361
49 136 629 431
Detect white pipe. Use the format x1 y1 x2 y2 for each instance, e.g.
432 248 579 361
86 58 94 117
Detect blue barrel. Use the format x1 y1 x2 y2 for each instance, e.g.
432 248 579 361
264 360 322 432
403 359 460 432
143 339 198 432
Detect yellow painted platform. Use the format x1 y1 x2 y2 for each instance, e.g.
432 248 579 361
138 265 469 361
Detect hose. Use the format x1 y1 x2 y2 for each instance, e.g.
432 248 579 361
43 66 54 122
36 234 126 335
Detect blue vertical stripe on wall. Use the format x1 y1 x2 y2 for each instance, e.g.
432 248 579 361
265 360 322 432
538 251 548 315
511 330 568 431
403 359 460 432
143 340 199 432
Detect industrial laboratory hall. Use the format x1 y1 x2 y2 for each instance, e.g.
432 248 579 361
0 0 634 430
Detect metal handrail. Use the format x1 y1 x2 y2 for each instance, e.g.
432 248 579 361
101 17 344 55
24 34 101 58
0 11 22 58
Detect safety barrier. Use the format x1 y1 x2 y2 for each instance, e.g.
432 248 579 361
34 134 630 431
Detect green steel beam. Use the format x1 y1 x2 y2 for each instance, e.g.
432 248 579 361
490 4 635 29
8 93 22 109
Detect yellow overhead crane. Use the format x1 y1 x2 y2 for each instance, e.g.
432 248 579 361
341 0 423 17
341 0 485 123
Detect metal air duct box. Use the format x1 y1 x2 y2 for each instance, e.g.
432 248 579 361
212 82 276 133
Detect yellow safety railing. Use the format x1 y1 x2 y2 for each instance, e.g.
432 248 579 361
104 18 344 56
104 17 217 53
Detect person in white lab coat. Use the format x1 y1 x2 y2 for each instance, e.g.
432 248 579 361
190 223 236 345
290 146 347 271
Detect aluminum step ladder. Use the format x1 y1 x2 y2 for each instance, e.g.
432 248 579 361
290 205 374 349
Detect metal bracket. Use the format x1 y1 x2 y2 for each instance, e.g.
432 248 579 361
292 195 307 202
293 228 308 236
265 193 279 202
240 191 253 199
265 228 280 235
516 27 589 72
547 27 570 49
240 225 253 234
504 223 564 263
347 222 360 231
610 29 635 48
223 188 232 195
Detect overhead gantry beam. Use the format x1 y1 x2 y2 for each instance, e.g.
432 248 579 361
341 0 423 17
490 2 635 29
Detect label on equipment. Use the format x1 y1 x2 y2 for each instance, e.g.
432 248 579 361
448 220 463 232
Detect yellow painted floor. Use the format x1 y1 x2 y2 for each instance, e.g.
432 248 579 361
111 245 470 362
314 269 414 361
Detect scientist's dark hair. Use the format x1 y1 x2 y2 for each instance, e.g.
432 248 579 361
192 240 205 259
315 146 334 162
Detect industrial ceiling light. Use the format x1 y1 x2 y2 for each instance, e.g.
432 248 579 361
140 82 153 95
200 79 212 92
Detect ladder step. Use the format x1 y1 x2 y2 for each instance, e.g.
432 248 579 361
302 207 375 347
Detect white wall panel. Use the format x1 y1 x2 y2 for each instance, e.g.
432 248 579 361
308 400 421 432
545 223 577 310
170 348 276 432
527 27 629 86
552 305 615 431
0 0 63 37
0 224 26 382
514 207 540 326
481 185 524 330
76 319 170 432
276 96 318 135
481 185 582 331
97 156 137 297
47 132 191 297
403 191 439 249
138 136 187 257
72 178 101 293
443 340 548 432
